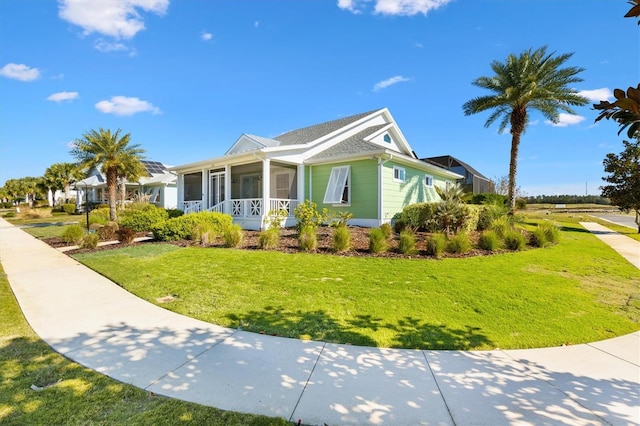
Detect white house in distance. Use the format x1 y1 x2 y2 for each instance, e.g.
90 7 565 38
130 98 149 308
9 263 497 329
171 108 463 230
75 160 178 209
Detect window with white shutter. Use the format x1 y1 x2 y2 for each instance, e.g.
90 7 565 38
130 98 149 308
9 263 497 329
323 166 350 204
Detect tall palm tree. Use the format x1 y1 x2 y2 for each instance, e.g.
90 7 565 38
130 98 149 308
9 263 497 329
463 46 588 212
71 128 145 221
117 152 147 208
43 162 82 205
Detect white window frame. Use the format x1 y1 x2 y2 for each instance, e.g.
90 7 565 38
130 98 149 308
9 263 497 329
323 165 350 205
393 166 406 183
424 174 434 187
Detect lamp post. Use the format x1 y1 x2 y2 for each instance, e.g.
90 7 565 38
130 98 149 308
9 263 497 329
83 182 90 232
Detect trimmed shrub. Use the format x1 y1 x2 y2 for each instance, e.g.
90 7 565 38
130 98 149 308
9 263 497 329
81 233 99 249
380 223 392 239
223 224 243 248
515 198 527 210
62 225 85 245
399 202 438 231
62 203 76 214
89 207 110 225
3 212 15 218
470 193 507 205
118 204 168 232
332 225 351 253
151 212 232 241
425 233 446 258
503 229 526 251
166 208 184 218
298 225 318 251
369 228 388 254
96 222 118 241
478 230 501 251
258 228 280 249
446 232 471 254
116 227 136 244
398 229 417 255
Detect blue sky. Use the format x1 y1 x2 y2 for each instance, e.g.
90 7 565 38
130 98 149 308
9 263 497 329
0 0 637 196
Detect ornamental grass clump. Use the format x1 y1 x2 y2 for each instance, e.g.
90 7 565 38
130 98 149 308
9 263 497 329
398 229 417 255
446 232 471 254
298 225 318 251
332 225 351 253
369 228 388 254
223 224 243 248
425 233 446 257
541 220 561 245
478 230 501 251
380 222 392 239
504 229 526 251
62 224 85 245
259 209 286 249
81 232 99 249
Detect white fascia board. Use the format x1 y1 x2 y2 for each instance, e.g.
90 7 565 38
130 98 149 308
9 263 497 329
169 151 262 174
379 109 417 158
304 149 388 165
390 152 464 179
363 123 394 142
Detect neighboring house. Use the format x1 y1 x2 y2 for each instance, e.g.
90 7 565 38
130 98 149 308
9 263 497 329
75 160 178 209
422 155 494 194
171 108 462 230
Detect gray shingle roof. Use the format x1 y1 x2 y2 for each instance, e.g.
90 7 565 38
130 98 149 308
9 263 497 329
422 155 490 181
307 125 387 161
274 109 382 146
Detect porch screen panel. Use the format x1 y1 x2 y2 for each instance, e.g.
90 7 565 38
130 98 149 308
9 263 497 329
323 166 350 204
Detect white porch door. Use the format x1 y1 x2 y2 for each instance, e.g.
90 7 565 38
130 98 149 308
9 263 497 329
209 172 226 208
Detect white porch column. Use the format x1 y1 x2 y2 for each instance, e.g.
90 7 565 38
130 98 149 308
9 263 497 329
225 165 231 207
262 158 270 219
297 164 305 204
177 174 184 208
201 168 208 209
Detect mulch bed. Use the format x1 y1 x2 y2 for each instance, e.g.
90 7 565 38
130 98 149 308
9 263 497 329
44 226 500 259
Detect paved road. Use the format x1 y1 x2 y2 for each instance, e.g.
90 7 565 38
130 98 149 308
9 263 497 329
590 213 637 230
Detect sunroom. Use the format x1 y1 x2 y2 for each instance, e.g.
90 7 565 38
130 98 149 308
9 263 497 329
177 158 303 230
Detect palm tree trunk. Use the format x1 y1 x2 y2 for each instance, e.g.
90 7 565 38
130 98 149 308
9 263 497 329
107 166 118 221
508 107 527 214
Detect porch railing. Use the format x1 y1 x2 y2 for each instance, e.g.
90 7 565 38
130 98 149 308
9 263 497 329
183 200 204 214
202 198 298 217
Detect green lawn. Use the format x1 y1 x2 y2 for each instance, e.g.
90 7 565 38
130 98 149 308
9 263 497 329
73 219 640 351
0 264 289 425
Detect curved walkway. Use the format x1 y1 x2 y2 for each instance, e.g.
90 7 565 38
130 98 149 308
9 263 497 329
1 218 638 425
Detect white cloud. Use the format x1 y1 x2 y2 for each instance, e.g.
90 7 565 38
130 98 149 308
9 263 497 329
58 0 169 39
373 75 411 91
46 91 79 102
95 96 161 116
94 39 129 53
546 113 585 127
0 63 40 81
201 31 213 41
339 0 453 15
337 0 363 14
577 88 613 102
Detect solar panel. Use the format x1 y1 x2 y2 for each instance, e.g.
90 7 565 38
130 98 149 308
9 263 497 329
141 160 167 175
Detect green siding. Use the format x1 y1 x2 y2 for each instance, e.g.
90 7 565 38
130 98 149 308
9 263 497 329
381 162 454 221
310 159 378 218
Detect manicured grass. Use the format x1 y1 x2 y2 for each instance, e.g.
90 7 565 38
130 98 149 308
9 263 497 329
525 211 640 242
73 219 640 351
0 264 289 425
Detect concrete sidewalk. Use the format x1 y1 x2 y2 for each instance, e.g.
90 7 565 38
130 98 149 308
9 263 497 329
1 217 638 425
580 221 640 269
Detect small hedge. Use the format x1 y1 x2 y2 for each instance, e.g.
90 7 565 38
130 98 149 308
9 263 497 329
62 225 85 245
118 203 169 232
89 207 111 225
62 203 76 214
151 211 232 241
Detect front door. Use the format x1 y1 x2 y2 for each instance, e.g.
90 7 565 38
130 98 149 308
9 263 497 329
209 172 225 208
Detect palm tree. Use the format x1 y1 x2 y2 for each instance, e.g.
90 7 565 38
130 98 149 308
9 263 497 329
117 153 147 208
43 162 82 205
71 128 145 221
463 46 588 213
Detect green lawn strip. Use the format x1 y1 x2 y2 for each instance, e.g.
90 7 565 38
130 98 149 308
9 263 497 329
0 264 289 425
524 211 640 242
73 220 640 351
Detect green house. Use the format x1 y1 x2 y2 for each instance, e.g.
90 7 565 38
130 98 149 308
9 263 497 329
171 108 462 230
